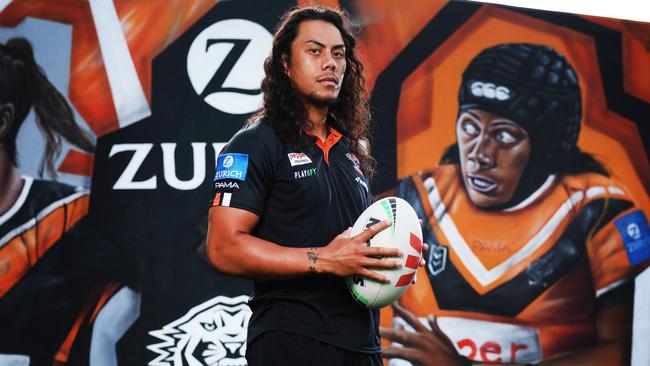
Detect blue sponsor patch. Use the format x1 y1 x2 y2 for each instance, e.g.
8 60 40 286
214 153 248 181
615 210 650 266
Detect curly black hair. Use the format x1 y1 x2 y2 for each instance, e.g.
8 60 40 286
248 6 374 175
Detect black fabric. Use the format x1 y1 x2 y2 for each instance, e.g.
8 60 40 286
0 178 78 236
592 198 634 235
210 120 379 353
596 280 634 312
246 331 383 366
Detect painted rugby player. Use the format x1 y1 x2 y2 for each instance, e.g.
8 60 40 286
382 43 650 365
0 37 122 365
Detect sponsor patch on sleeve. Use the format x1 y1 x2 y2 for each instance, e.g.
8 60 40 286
615 210 650 266
214 153 248 181
346 153 363 175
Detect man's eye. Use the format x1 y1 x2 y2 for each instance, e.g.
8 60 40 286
333 51 344 58
309 48 320 55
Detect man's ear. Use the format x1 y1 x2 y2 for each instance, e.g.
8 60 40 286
0 103 15 141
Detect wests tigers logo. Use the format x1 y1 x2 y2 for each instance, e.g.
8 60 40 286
148 295 251 366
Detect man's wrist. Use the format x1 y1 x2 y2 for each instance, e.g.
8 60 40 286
306 247 320 274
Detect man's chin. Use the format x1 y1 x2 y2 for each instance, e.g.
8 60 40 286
307 92 338 107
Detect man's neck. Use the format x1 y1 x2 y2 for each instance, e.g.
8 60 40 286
305 104 329 142
0 148 24 216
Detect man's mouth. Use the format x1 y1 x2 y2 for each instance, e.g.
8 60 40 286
317 76 339 86
467 175 498 193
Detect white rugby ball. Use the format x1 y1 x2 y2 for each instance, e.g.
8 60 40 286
346 197 423 308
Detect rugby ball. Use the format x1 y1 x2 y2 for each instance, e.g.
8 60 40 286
346 197 423 308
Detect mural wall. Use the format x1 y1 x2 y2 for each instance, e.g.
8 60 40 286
0 0 648 365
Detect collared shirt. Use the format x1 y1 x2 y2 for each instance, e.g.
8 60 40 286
210 120 379 353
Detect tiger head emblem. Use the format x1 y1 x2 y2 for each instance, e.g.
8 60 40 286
148 295 251 366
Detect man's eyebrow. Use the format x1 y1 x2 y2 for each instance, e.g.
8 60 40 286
305 40 325 47
304 40 345 49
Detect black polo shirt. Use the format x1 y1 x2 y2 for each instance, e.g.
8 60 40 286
210 120 379 353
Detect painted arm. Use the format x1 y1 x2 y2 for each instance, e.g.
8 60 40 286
380 296 633 366
381 302 468 366
539 295 632 366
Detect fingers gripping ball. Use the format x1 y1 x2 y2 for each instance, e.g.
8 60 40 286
346 197 423 308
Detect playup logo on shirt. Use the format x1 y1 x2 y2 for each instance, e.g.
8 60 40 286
215 153 248 181
294 167 317 179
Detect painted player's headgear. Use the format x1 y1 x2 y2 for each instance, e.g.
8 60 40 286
458 43 582 165
458 43 583 207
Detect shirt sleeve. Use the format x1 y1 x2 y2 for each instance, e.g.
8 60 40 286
209 125 277 215
587 190 650 297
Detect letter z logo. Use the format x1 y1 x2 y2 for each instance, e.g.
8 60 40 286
187 19 272 114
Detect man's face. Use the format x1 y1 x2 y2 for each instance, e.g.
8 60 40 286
284 19 346 107
456 109 531 208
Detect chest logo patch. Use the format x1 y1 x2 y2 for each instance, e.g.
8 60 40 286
428 244 448 276
287 153 312 167
215 153 248 181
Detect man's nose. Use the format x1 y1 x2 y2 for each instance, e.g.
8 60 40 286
322 52 336 70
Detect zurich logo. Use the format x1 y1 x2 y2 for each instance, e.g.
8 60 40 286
186 19 272 114
627 223 642 240
223 155 234 168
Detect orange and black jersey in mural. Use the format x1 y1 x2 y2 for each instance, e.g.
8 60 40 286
397 165 650 364
0 177 88 297
0 177 118 365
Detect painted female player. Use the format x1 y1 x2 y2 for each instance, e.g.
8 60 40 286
382 43 650 365
0 37 120 365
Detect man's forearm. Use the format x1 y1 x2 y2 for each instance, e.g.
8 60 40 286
207 230 325 279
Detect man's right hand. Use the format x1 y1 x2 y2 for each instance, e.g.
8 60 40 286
317 220 402 282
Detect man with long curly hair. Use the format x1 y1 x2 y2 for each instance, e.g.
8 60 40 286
206 6 401 366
